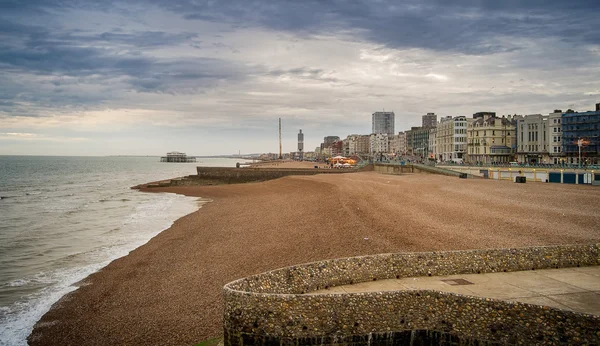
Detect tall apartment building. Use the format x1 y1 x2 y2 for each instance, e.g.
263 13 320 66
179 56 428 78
562 108 600 165
467 114 520 164
548 110 564 164
422 113 437 128
372 111 395 135
370 133 389 154
516 114 549 164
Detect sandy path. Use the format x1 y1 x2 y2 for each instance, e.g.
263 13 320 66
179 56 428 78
28 172 600 345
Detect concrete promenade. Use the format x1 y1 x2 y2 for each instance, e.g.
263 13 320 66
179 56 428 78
311 266 600 316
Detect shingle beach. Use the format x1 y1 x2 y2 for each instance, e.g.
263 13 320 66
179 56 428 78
28 170 600 345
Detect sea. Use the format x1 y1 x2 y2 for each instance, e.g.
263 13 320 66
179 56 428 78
0 156 248 346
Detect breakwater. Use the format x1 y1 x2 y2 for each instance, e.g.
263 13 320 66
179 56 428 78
133 165 376 188
223 244 600 345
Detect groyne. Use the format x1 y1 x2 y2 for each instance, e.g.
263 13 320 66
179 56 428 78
133 165 375 189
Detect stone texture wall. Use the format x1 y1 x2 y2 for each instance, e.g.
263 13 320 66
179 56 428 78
372 164 414 175
223 244 600 345
193 167 354 185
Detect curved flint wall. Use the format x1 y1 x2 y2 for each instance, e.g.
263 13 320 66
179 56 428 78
223 244 600 345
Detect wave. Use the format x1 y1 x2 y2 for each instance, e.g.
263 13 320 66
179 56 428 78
0 192 200 346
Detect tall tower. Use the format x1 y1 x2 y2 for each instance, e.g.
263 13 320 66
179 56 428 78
372 111 395 135
297 129 304 160
278 118 282 159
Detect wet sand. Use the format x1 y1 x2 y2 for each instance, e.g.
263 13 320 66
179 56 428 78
28 172 600 345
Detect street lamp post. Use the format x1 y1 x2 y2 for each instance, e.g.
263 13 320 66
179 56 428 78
578 138 583 168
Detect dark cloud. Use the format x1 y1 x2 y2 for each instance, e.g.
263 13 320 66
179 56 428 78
1 0 598 122
150 0 600 54
0 15 253 106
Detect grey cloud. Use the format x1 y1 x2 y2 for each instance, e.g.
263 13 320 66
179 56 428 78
149 0 600 54
267 67 339 83
92 31 199 48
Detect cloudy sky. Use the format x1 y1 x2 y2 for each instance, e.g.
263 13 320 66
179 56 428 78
1 0 599 155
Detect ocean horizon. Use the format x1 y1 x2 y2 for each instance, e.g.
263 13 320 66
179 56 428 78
0 156 247 346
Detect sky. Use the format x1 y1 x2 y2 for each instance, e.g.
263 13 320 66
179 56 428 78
1 0 599 156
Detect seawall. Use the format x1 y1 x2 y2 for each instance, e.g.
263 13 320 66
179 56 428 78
223 244 600 345
133 165 376 189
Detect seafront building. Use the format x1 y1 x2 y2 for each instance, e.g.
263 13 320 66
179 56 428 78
372 111 395 135
561 105 600 165
343 134 371 156
435 116 469 162
389 132 407 155
410 127 431 158
305 102 598 163
428 127 436 159
370 133 389 155
466 113 520 164
516 114 549 164
548 110 564 164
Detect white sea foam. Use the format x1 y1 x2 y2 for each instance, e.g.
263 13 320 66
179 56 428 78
0 193 199 346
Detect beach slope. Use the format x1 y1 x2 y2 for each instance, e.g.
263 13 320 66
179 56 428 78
28 172 600 345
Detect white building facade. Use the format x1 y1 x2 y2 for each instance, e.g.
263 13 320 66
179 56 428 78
548 111 564 164
516 114 550 164
435 116 469 162
370 133 389 154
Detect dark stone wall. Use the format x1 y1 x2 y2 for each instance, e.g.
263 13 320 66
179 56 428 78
223 244 600 346
191 167 355 185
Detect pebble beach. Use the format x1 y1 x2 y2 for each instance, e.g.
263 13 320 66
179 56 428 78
28 171 600 345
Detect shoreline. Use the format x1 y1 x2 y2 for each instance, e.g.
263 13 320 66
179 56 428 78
28 172 600 345
15 191 202 346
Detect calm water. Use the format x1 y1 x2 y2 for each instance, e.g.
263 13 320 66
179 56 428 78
0 156 246 345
